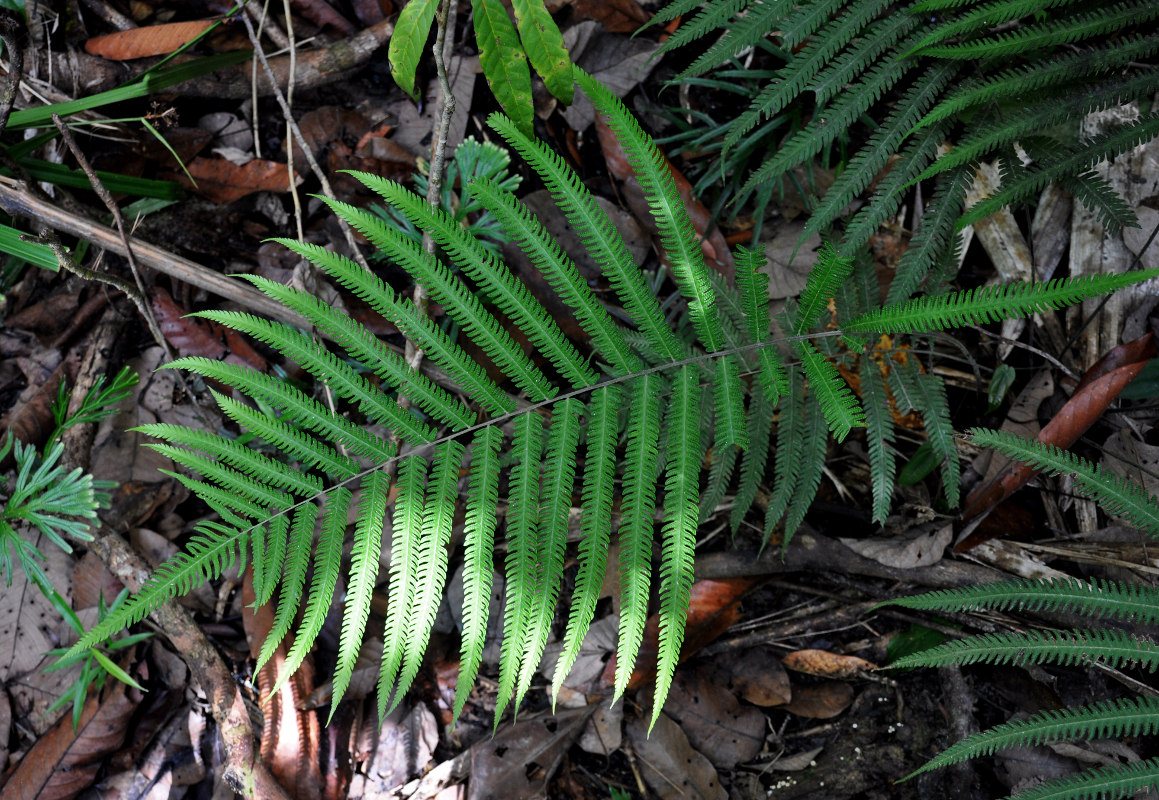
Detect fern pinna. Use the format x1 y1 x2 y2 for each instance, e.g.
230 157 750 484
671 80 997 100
64 69 1159 730
881 429 1159 797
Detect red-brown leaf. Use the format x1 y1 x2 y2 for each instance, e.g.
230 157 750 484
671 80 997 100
959 333 1156 542
85 20 217 60
179 156 299 204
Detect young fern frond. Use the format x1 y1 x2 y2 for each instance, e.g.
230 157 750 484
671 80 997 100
969 428 1159 536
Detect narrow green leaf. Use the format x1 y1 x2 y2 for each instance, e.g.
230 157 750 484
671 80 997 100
388 0 439 99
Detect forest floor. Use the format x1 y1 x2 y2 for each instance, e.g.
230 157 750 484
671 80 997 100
2 1 1159 799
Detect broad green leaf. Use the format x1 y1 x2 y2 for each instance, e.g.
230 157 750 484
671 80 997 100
511 0 573 104
473 0 535 137
389 0 439 99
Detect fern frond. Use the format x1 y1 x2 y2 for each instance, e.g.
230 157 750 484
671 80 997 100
468 177 642 375
516 399 583 707
134 424 322 496
251 513 289 607
713 355 750 451
1060 170 1138 234
765 369 806 541
915 2 1159 60
859 357 896 525
996 758 1159 800
742 44 919 193
330 469 389 719
730 379 774 532
805 64 957 240
908 697 1159 778
794 340 864 443
848 268 1159 335
576 69 727 356
614 374 664 700
273 489 350 697
735 246 789 403
677 0 793 80
809 14 918 105
396 441 464 713
347 173 596 389
321 196 555 401
149 443 295 511
161 471 271 522
700 435 739 524
906 0 1086 54
969 428 1159 536
892 364 959 507
487 112 683 362
495 413 544 723
656 0 747 57
795 242 855 335
454 427 503 724
887 628 1159 672
781 390 828 547
256 503 318 672
884 577 1159 626
653 365 701 731
720 0 893 154
957 113 1159 230
238 265 474 430
913 34 1159 132
378 455 426 718
780 0 851 49
552 386 621 706
168 358 396 463
67 522 247 658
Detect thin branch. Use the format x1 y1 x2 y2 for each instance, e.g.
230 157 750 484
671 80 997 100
0 11 24 137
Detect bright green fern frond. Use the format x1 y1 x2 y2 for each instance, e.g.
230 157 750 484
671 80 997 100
396 441 465 713
517 398 583 707
614 374 664 700
134 424 321 496
781 390 828 547
149 443 295 511
883 577 1159 626
66 522 246 659
700 437 739 525
553 385 621 706
273 489 349 697
735 246 789 403
915 2 1159 60
794 339 864 442
161 471 272 522
969 428 1159 536
468 177 642 375
496 412 544 724
653 364 701 731
347 173 596 389
168 358 396 463
995 758 1159 800
859 357 896 525
237 269 473 430
887 628 1159 672
251 513 288 607
575 68 726 356
330 469 389 720
378 455 426 718
730 378 774 533
795 242 855 335
256 502 318 672
320 196 554 401
765 369 806 542
905 697 1159 778
454 428 503 724
487 111 683 362
848 268 1159 335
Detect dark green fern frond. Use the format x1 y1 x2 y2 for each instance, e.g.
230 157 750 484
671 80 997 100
906 0 1087 54
969 428 1159 536
795 242 855 335
764 369 806 543
890 362 958 506
676 0 792 81
654 0 747 58
781 391 828 549
884 577 1159 625
888 628 1159 672
848 268 1159 335
859 357 896 525
730 379 774 532
1059 170 1137 234
795 339 865 442
996 758 1159 800
809 14 918 105
914 2 1159 60
904 697 1159 778
735 245 789 402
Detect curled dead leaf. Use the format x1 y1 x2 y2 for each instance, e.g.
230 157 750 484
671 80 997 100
782 649 877 679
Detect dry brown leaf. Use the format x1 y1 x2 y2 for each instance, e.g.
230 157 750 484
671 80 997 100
3 682 136 800
838 524 951 569
624 711 726 800
178 156 299 204
782 681 854 719
85 20 217 60
570 0 650 32
468 707 593 800
782 650 877 679
663 665 765 769
712 647 791 707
